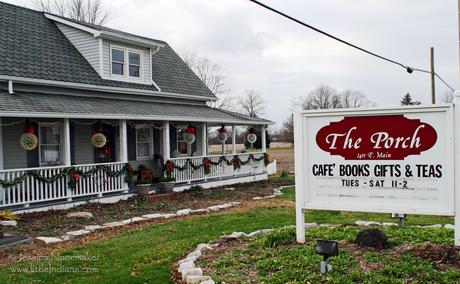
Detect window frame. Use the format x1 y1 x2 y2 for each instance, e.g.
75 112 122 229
135 126 154 161
110 44 143 80
38 123 63 167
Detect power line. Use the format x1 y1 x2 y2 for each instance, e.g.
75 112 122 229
248 0 456 92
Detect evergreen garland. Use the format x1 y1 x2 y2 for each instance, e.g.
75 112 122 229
163 153 270 176
0 164 129 188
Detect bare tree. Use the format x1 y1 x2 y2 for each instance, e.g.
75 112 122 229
442 91 454 103
281 114 294 143
301 85 374 110
181 51 234 110
36 0 110 25
239 90 266 118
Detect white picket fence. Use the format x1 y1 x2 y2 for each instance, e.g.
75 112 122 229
170 152 267 183
0 162 127 208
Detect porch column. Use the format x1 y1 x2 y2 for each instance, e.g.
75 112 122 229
232 125 237 155
0 118 3 205
163 121 170 160
63 118 71 166
118 120 128 162
261 125 267 152
201 122 207 156
63 118 72 201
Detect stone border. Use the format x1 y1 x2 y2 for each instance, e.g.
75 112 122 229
35 201 241 245
252 185 291 200
176 228 275 284
176 219 456 284
30 185 293 245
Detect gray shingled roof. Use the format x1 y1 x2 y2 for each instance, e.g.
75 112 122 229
0 2 216 99
0 91 272 125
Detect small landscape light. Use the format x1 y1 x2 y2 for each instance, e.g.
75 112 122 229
315 240 339 274
391 213 406 226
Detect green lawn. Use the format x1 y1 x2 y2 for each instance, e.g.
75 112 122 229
0 186 454 283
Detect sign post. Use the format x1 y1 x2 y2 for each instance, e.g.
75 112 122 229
294 103 457 244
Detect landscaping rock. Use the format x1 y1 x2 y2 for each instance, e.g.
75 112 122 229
200 280 215 284
190 209 209 214
182 268 203 281
355 220 382 226
102 221 125 228
66 230 90 237
445 224 455 230
207 206 220 212
319 224 335 228
187 250 202 259
305 223 318 228
36 237 63 245
260 229 274 234
0 220 17 227
142 213 163 220
179 256 198 264
84 225 103 232
162 213 177 219
246 230 262 238
252 197 263 200
66 211 93 218
178 260 196 273
186 275 211 284
224 187 235 191
263 195 276 199
196 243 212 251
120 217 147 224
230 202 241 206
423 224 443 228
61 235 71 241
382 222 398 227
177 209 192 216
227 232 246 239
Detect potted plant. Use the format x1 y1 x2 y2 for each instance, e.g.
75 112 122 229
135 177 151 197
159 176 175 193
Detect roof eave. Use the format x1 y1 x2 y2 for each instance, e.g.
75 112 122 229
0 75 218 102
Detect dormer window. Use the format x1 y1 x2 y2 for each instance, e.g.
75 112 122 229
110 45 142 79
111 48 125 76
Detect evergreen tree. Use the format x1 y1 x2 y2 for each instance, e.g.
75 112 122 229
401 93 421 106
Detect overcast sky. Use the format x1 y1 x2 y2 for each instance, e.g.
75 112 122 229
7 0 460 128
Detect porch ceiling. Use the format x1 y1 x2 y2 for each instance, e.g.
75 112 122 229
0 91 273 125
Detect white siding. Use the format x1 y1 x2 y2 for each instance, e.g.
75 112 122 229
103 40 151 83
72 124 94 164
2 121 27 169
56 23 100 74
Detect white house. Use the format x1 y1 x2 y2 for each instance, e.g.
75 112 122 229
0 2 273 210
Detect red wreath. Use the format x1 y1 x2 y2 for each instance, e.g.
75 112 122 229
24 124 36 134
203 158 212 175
184 126 196 134
164 160 175 178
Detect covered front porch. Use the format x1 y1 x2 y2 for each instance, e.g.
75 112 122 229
0 115 269 210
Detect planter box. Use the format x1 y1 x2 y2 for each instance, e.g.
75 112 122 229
136 184 151 197
160 181 175 193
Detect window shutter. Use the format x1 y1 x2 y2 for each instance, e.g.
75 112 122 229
153 128 160 155
127 125 136 161
169 126 177 154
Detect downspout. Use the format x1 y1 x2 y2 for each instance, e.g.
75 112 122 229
7 80 14 94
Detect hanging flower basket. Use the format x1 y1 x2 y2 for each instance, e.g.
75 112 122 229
217 126 228 143
183 126 196 144
20 124 38 151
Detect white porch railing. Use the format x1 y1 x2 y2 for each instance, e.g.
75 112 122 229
170 152 267 183
0 162 127 209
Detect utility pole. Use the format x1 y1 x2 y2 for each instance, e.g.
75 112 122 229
430 47 436 104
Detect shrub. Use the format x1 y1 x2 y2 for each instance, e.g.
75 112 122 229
0 211 20 221
260 226 296 248
355 228 388 249
280 167 289 177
